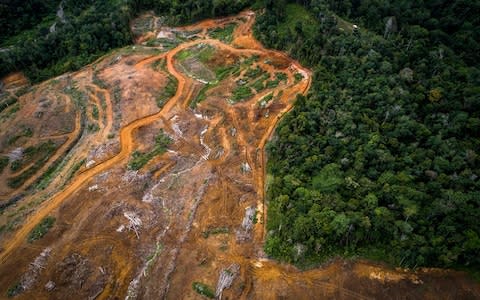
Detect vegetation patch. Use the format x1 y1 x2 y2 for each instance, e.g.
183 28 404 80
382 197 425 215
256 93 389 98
190 64 241 108
208 23 236 43
128 129 172 170
177 45 218 83
192 282 215 299
258 93 274 108
231 86 253 102
91 104 99 120
27 216 55 243
202 226 229 238
6 282 23 298
294 72 303 83
156 75 178 108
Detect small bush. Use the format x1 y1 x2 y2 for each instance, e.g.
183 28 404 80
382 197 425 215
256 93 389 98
202 227 229 238
192 282 215 298
294 72 303 83
27 216 55 243
6 282 23 298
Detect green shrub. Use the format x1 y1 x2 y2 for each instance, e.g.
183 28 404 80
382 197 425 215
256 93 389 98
192 282 215 298
6 282 23 298
27 216 55 243
232 86 253 102
128 129 172 170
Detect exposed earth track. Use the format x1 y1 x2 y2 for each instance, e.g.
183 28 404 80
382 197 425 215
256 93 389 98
0 10 478 300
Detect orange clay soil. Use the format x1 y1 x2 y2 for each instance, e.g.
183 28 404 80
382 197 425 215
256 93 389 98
0 11 478 300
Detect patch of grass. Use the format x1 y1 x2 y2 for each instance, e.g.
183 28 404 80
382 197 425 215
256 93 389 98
192 282 215 299
156 75 178 108
176 49 194 61
27 216 55 243
0 156 9 173
232 86 253 102
202 227 229 238
198 45 215 63
128 129 172 170
208 23 236 43
177 45 218 82
34 113 84 191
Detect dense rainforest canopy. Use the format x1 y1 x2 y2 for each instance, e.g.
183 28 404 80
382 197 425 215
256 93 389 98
257 0 480 272
1 0 479 274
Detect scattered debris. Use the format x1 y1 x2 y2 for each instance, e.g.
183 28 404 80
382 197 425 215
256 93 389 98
200 126 211 160
124 211 142 239
236 206 256 242
216 263 240 299
45 281 56 292
86 159 96 168
88 184 99 192
56 253 91 289
7 147 23 161
241 162 251 173
122 170 148 183
171 115 183 139
21 247 52 291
